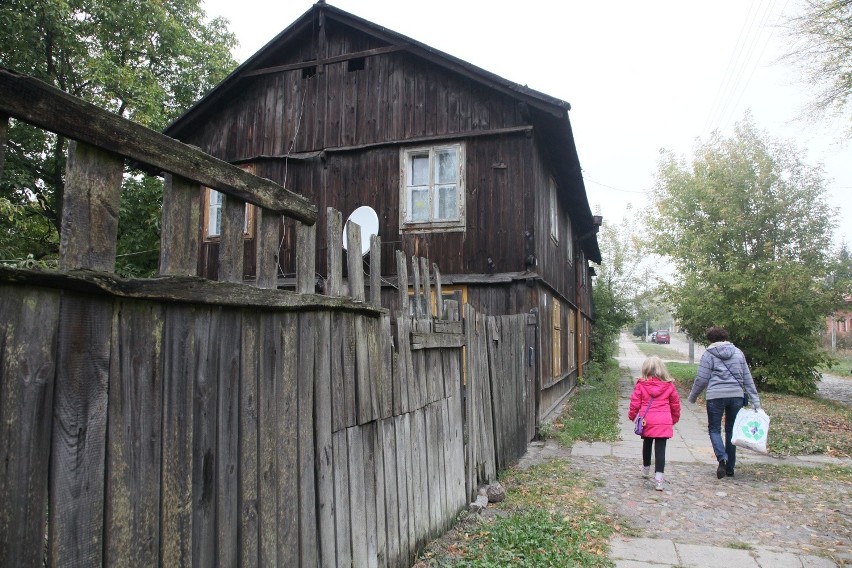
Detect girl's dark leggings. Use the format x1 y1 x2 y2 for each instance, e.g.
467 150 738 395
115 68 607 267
642 437 667 473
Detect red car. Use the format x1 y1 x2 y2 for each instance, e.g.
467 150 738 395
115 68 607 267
655 330 670 344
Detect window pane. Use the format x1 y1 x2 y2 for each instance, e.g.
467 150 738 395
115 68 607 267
410 188 429 221
435 184 457 220
410 154 429 185
209 190 223 237
436 149 457 184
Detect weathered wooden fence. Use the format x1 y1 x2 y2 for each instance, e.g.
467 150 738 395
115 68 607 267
0 68 535 567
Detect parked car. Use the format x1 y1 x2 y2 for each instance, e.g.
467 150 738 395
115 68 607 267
650 332 657 343
655 330 670 344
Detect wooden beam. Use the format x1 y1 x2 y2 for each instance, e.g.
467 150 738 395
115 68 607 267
241 45 406 78
0 68 317 223
238 125 534 162
0 266 386 315
409 332 465 350
159 174 200 277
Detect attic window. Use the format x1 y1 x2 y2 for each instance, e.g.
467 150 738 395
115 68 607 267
302 65 317 79
347 57 365 72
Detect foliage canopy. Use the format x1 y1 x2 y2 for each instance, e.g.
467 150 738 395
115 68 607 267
648 116 842 395
781 0 852 131
0 0 238 273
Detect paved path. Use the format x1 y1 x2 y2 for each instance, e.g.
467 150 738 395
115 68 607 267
519 333 850 567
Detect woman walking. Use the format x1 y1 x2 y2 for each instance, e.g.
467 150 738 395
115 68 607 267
688 326 761 478
628 356 681 490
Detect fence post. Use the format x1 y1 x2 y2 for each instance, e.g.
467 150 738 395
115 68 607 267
346 221 364 302
369 235 381 308
218 194 245 283
411 257 421 318
326 208 343 296
420 257 431 318
296 221 316 294
433 263 444 319
396 250 408 314
59 140 123 272
255 208 280 289
159 174 200 276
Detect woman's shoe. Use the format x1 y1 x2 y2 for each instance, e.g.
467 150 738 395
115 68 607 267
655 473 664 491
716 460 727 479
642 466 650 478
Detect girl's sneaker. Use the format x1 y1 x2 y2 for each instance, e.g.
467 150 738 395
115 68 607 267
655 473 664 491
642 466 650 478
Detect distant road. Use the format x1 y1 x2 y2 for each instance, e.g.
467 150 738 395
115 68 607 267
666 332 705 364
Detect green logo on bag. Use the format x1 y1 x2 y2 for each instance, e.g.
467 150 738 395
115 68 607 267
741 420 765 441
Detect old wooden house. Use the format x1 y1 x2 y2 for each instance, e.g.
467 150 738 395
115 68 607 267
164 2 601 422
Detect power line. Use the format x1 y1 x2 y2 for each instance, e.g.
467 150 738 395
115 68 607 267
584 177 648 195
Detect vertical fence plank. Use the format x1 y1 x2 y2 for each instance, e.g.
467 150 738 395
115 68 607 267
346 221 364 302
255 208 280 289
411 258 421 318
395 251 408 314
347 427 368 566
191 307 217 567
330 312 345 432
342 314 358 427
419 257 431 318
298 313 318 566
50 294 113 567
0 287 59 567
105 301 164 567
216 310 241 566
59 140 123 272
160 305 200 567
332 430 352 567
239 311 260 568
296 221 317 294
380 315 393 419
369 234 381 308
326 208 343 297
354 315 375 424
397 414 414 565
380 419 400 567
315 312 337 568
159 174 200 277
219 194 246 283
362 423 379 568
258 313 279 566
432 263 443 320
277 314 299 566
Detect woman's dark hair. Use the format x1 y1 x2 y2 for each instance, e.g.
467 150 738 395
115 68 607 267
706 326 729 343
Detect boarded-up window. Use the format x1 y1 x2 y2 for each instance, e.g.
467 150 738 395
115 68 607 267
552 300 561 378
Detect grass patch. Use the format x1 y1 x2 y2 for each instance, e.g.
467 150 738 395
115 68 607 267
631 339 688 362
665 363 852 457
418 461 617 567
550 359 621 447
821 351 852 377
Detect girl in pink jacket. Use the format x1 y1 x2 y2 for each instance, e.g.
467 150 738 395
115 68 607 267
628 356 681 490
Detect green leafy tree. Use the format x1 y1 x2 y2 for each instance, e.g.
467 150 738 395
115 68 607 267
0 0 238 273
781 0 852 130
591 206 646 362
649 115 842 395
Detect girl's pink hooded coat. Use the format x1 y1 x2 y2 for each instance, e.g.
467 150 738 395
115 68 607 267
628 377 681 439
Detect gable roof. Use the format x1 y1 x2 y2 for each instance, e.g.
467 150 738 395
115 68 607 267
165 1 601 263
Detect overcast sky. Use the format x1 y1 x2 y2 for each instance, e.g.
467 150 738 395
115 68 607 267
203 0 850 249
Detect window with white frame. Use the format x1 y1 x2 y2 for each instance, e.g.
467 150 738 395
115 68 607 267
400 143 465 232
205 188 254 239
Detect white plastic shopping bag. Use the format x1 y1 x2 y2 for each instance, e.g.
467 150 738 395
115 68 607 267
731 408 770 454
